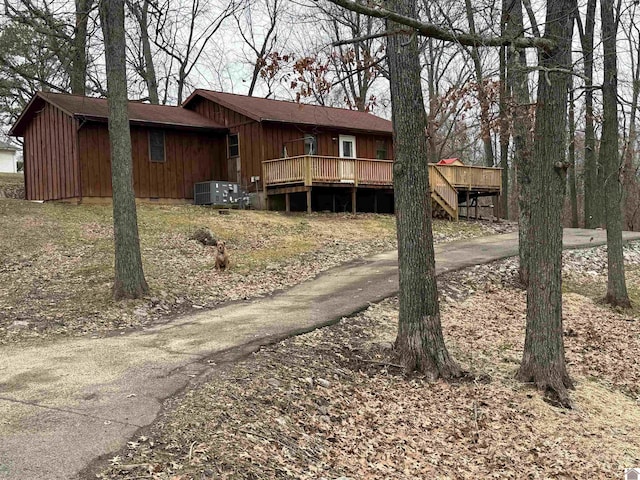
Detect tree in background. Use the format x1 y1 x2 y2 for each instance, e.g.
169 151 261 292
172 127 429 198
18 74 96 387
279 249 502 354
234 0 284 97
152 0 239 104
600 0 631 308
568 74 579 228
126 0 159 104
621 1 640 231
100 0 149 300
3 0 95 95
504 0 533 284
464 0 495 168
576 0 600 228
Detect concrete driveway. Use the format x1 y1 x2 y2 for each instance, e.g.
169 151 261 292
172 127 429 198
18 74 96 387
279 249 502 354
0 228 639 480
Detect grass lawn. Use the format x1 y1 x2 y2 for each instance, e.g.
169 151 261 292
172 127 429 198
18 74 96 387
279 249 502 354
0 199 493 343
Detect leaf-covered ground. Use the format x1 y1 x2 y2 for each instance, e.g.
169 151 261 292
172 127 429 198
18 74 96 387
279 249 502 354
0 199 501 343
96 243 640 480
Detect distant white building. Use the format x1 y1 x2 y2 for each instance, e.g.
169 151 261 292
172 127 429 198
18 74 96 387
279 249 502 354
0 141 18 173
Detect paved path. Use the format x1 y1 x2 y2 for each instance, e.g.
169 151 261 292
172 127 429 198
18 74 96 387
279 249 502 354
1 228 639 480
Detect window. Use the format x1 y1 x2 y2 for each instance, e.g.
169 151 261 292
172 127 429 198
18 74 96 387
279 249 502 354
149 130 165 163
304 134 317 155
375 139 387 160
228 133 239 158
339 134 356 158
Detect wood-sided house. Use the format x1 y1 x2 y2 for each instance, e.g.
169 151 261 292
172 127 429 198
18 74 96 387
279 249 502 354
10 90 503 217
11 90 396 211
182 90 396 212
9 92 229 202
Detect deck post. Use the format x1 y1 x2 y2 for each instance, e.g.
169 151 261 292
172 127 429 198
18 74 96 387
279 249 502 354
332 193 336 213
466 190 470 219
304 156 312 186
285 193 290 213
475 196 479 219
351 188 357 214
262 163 268 211
306 188 312 214
373 192 378 213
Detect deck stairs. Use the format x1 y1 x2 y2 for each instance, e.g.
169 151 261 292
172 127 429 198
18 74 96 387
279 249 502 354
428 165 458 220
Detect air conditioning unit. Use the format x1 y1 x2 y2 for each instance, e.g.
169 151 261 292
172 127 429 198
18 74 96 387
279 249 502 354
194 181 240 206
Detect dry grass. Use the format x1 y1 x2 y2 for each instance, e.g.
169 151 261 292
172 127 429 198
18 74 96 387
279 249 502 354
0 199 492 343
96 279 640 480
0 173 24 199
0 172 23 186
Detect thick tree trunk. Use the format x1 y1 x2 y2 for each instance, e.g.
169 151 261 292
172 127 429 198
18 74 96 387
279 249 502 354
568 77 579 228
100 0 149 300
504 0 531 285
387 0 460 379
580 0 599 228
71 0 94 95
516 0 575 407
600 0 631 308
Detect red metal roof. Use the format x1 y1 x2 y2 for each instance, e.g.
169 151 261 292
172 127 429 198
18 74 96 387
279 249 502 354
437 158 463 165
183 89 393 134
10 92 228 136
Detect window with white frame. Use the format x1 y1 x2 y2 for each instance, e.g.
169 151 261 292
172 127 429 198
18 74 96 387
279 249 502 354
339 134 356 158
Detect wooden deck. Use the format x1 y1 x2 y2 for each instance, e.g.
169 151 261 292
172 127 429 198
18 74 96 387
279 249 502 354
262 155 502 217
262 155 393 187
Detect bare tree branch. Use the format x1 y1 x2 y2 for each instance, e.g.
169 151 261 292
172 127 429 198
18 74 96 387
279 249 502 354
324 0 555 50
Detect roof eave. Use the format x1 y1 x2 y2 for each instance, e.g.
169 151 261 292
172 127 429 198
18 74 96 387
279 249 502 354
9 93 43 137
10 92 76 137
77 115 228 132
182 90 261 122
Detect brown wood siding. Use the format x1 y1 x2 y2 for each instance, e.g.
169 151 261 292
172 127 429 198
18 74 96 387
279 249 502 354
186 96 394 188
77 124 227 199
23 102 79 200
261 124 393 161
189 97 261 187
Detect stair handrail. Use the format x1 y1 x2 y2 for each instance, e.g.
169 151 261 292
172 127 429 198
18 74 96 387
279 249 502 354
429 165 458 215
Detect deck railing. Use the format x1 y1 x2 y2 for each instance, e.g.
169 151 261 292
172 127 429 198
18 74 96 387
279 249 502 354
263 155 501 192
263 155 394 187
430 164 502 190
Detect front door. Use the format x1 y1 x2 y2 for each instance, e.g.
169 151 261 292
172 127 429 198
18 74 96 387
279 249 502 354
338 135 356 183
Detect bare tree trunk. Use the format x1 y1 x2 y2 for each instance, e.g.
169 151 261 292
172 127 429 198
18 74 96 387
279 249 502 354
387 0 460 379
504 0 532 285
579 0 599 228
425 37 440 164
568 75 579 228
129 0 159 104
623 36 640 230
499 43 509 219
465 0 495 167
516 0 575 407
71 0 94 95
100 0 149 300
601 0 631 308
